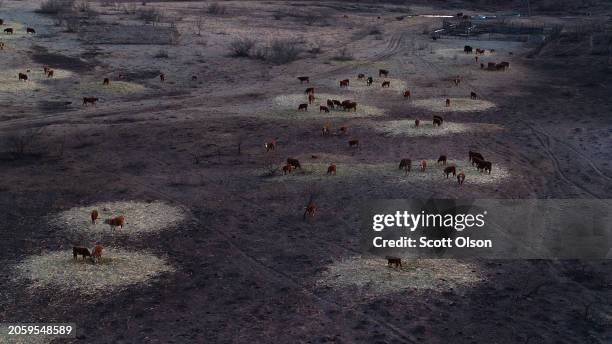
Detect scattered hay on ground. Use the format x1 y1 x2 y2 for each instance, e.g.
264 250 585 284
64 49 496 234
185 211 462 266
0 68 73 93
412 97 496 112
0 21 30 40
263 93 384 119
49 200 186 235
13 248 175 295
330 76 407 93
72 80 146 96
371 119 503 137
316 257 483 295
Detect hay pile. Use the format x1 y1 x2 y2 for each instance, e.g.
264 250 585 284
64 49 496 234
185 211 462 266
372 119 503 137
265 93 385 118
13 248 175 295
412 98 496 113
72 81 146 96
0 21 28 40
329 77 407 93
0 68 72 93
49 201 186 235
316 257 483 295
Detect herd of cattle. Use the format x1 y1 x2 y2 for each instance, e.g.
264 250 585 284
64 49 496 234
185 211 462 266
71 210 125 264
464 45 511 71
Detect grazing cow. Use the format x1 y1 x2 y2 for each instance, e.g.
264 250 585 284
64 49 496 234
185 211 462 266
475 48 485 55
399 159 411 174
103 78 110 85
326 99 334 109
343 101 357 112
420 160 427 172
264 139 276 152
445 98 450 107
298 103 308 111
322 125 330 136
433 115 443 126
282 164 294 175
414 118 420 127
495 63 505 71
305 87 314 95
403 90 411 98
487 62 496 70
475 56 479 62
298 76 309 84
386 256 402 268
0 42 4 50
26 27 36 34
339 79 349 88
476 160 492 174
499 61 510 70
105 215 125 230
457 172 465 185
308 93 315 104
47 69 54 78
73 247 91 260
327 164 337 175
490 49 496 54
437 155 447 165
357 73 365 79
191 75 197 81
18 73 27 81
320 105 329 113
464 45 472 53
348 139 359 148
468 151 484 163
303 201 316 219
366 76 373 86
0 19 3 25
160 73 165 82
83 97 99 106
480 63 484 69
339 126 348 135
92 244 103 263
444 165 456 178
381 81 390 88
4 28 13 34
91 209 99 224
311 155 319 159
332 99 342 108
470 91 477 99
379 69 389 77
287 158 301 169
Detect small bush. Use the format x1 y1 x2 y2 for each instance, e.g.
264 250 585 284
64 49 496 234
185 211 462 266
154 49 169 58
37 0 75 15
267 39 302 64
207 2 226 15
137 7 162 23
229 37 255 57
332 47 354 61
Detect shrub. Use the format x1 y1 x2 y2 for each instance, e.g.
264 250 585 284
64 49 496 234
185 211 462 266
154 49 169 58
332 47 354 61
37 0 75 14
267 39 301 64
229 37 255 57
207 2 226 15
137 7 162 23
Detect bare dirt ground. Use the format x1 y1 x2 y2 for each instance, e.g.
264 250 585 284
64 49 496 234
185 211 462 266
1 1 611 343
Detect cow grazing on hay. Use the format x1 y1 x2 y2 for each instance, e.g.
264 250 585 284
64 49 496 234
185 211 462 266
445 98 451 107
357 73 365 80
303 201 316 220
308 94 315 104
4 28 13 34
103 78 110 85
326 99 334 109
403 90 411 99
298 103 308 111
282 164 294 175
343 101 357 112
379 69 389 77
320 105 329 113
399 159 411 174
414 118 420 127
47 69 54 78
457 172 465 185
476 160 492 174
475 48 485 55
348 139 359 148
481 63 484 69
327 164 337 175
287 158 301 169
339 79 349 88
26 27 36 34
386 256 402 268
73 247 91 260
339 126 348 135
0 19 3 25
433 115 443 127
464 45 472 53
468 151 484 163
499 61 510 70
298 76 309 84
437 155 447 165
92 244 103 263
381 81 390 88
265 139 277 152
444 165 456 178
470 91 477 99
83 97 99 106
305 87 315 95
105 215 125 230
322 125 330 136
0 42 4 50
159 73 165 82
420 160 427 172
487 62 496 70
18 73 27 81
332 99 342 108
91 210 99 224
366 76 373 86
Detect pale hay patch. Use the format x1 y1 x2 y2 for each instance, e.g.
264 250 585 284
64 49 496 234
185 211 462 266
264 93 385 119
0 21 30 40
372 119 503 137
72 80 146 96
330 77 407 94
413 97 496 113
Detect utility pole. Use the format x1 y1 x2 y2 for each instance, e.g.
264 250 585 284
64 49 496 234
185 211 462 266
526 0 532 17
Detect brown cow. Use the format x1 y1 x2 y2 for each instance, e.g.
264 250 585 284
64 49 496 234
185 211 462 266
303 201 316 219
105 215 125 230
322 125 330 136
308 94 315 104
287 158 301 169
103 78 110 85
480 63 484 69
415 118 420 127
18 73 27 81
191 75 197 81
327 164 337 175
326 99 335 109
475 56 479 62
282 164 294 175
470 91 477 99
476 160 492 174
468 150 484 163
83 97 99 106
160 73 165 82
4 28 13 34
487 62 496 70
398 159 411 171
0 42 4 50
305 87 315 94
437 155 447 165
420 160 427 172
91 209 99 224
379 69 389 77
348 139 359 148
298 76 309 84
298 103 308 111
444 165 456 178
445 98 451 107
332 99 342 107
499 61 510 70
381 81 390 88
343 101 357 112
339 126 348 135
386 256 402 268
265 139 277 152
73 247 91 260
26 27 36 34
92 244 103 263
47 69 54 78
457 172 465 185
357 73 365 79
403 90 411 98
319 105 329 113
339 79 349 88
475 48 485 55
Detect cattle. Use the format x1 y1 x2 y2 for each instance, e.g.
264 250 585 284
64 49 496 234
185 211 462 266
437 155 447 165
332 99 342 107
475 56 479 62
386 256 402 268
403 90 411 98
445 98 450 107
420 160 427 172
319 105 329 113
26 27 36 34
73 247 91 260
490 49 496 54
495 63 505 71
470 91 477 99
326 99 334 109
308 93 315 104
475 48 485 55
311 155 319 159
476 160 492 174
433 115 443 126
499 61 510 70
357 73 365 79
339 79 349 88
47 69 54 78
305 87 314 94
464 45 472 53
472 156 483 167
287 158 301 169
414 118 420 127
457 172 465 185
487 62 496 70
379 69 389 77
92 244 103 263
327 164 337 175
18 73 27 81
399 159 411 174
322 125 330 136
298 103 308 111
444 165 457 178
298 76 309 84
0 42 4 50
348 139 359 148
91 210 99 224
339 126 348 135
0 19 3 25
480 63 484 69
381 81 390 88
160 73 165 82
456 12 463 17
469 151 484 163
366 76 373 86
83 97 99 106
343 101 357 112
282 164 295 175
105 215 125 230
4 28 13 34
264 139 276 152
303 201 316 219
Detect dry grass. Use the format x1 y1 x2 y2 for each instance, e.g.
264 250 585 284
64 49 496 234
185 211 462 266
71 80 146 96
371 119 503 137
330 76 407 94
264 93 384 119
316 257 483 296
0 21 29 40
13 247 175 295
412 97 496 113
49 200 186 235
0 68 73 93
